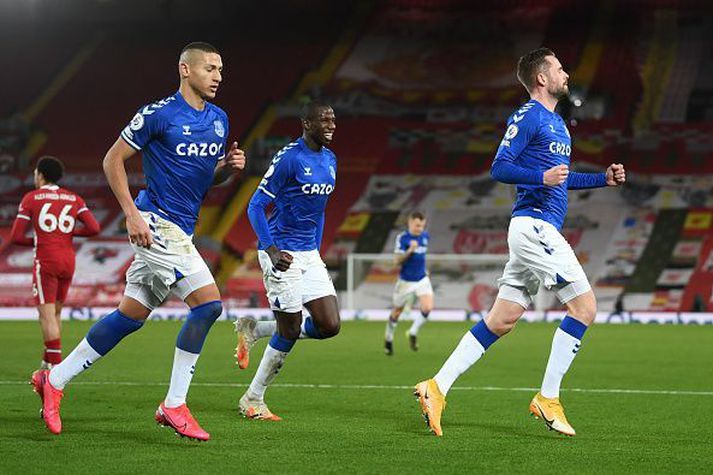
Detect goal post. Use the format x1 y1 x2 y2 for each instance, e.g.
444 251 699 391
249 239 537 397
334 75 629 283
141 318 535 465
345 253 509 311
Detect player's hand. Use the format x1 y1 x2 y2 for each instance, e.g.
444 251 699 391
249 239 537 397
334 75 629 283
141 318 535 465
226 141 246 171
408 240 419 253
267 245 293 272
543 164 569 186
126 213 153 249
606 163 626 186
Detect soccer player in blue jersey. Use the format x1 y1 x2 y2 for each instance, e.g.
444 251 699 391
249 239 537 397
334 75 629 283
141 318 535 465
384 211 434 355
232 101 339 420
414 48 626 437
31 42 246 440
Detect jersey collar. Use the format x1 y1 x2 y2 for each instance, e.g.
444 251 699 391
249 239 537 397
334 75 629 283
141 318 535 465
297 136 327 155
40 184 59 191
529 98 557 116
175 90 208 116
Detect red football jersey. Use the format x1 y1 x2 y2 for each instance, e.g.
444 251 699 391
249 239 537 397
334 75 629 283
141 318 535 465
16 184 90 264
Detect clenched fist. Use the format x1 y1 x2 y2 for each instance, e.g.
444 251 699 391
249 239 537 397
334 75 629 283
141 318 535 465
606 163 626 186
226 141 246 171
543 164 569 186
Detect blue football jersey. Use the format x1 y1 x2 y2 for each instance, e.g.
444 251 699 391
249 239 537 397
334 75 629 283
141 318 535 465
120 91 229 235
254 137 337 251
492 99 572 230
395 230 429 282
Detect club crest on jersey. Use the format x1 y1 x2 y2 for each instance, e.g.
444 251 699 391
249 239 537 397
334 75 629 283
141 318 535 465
214 120 225 138
129 113 144 131
329 165 336 180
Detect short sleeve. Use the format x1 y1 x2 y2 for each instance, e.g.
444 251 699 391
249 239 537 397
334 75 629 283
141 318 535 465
16 193 34 220
120 105 166 150
394 232 408 254
76 195 89 215
256 151 292 200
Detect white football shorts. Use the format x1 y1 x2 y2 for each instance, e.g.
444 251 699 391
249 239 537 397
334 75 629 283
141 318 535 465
258 249 336 313
392 276 433 308
124 211 215 310
497 216 591 308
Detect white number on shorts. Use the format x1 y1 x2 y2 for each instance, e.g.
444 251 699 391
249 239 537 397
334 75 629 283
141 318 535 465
38 203 75 233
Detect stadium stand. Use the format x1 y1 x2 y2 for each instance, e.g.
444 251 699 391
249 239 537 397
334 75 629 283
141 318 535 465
2 0 713 312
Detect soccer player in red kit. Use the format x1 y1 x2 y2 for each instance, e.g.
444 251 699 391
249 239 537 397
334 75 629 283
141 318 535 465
10 156 100 369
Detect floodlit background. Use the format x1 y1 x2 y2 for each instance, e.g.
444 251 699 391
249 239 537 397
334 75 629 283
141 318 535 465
2 0 713 321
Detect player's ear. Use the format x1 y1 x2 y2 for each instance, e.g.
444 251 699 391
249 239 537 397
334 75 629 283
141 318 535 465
178 61 190 79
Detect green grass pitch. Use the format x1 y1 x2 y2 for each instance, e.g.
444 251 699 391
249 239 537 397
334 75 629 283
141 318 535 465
1 320 712 473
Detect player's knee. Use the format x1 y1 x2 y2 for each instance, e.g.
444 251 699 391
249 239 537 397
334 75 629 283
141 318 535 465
190 300 223 326
203 300 223 319
277 319 301 340
566 292 597 325
485 313 519 336
318 317 341 338
176 301 222 353
489 319 516 336
577 304 596 326
280 326 301 340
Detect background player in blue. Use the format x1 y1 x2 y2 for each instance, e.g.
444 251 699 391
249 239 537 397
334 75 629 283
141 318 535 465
414 48 626 437
233 101 339 421
384 211 434 355
33 42 246 440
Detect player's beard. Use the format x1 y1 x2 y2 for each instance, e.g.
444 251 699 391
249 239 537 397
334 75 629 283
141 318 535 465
551 82 569 100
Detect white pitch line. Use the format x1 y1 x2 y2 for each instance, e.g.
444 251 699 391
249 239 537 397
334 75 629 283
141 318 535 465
1 380 712 396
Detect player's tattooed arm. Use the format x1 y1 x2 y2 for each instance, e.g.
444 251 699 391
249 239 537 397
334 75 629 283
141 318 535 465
213 141 246 185
104 138 153 249
605 163 626 186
